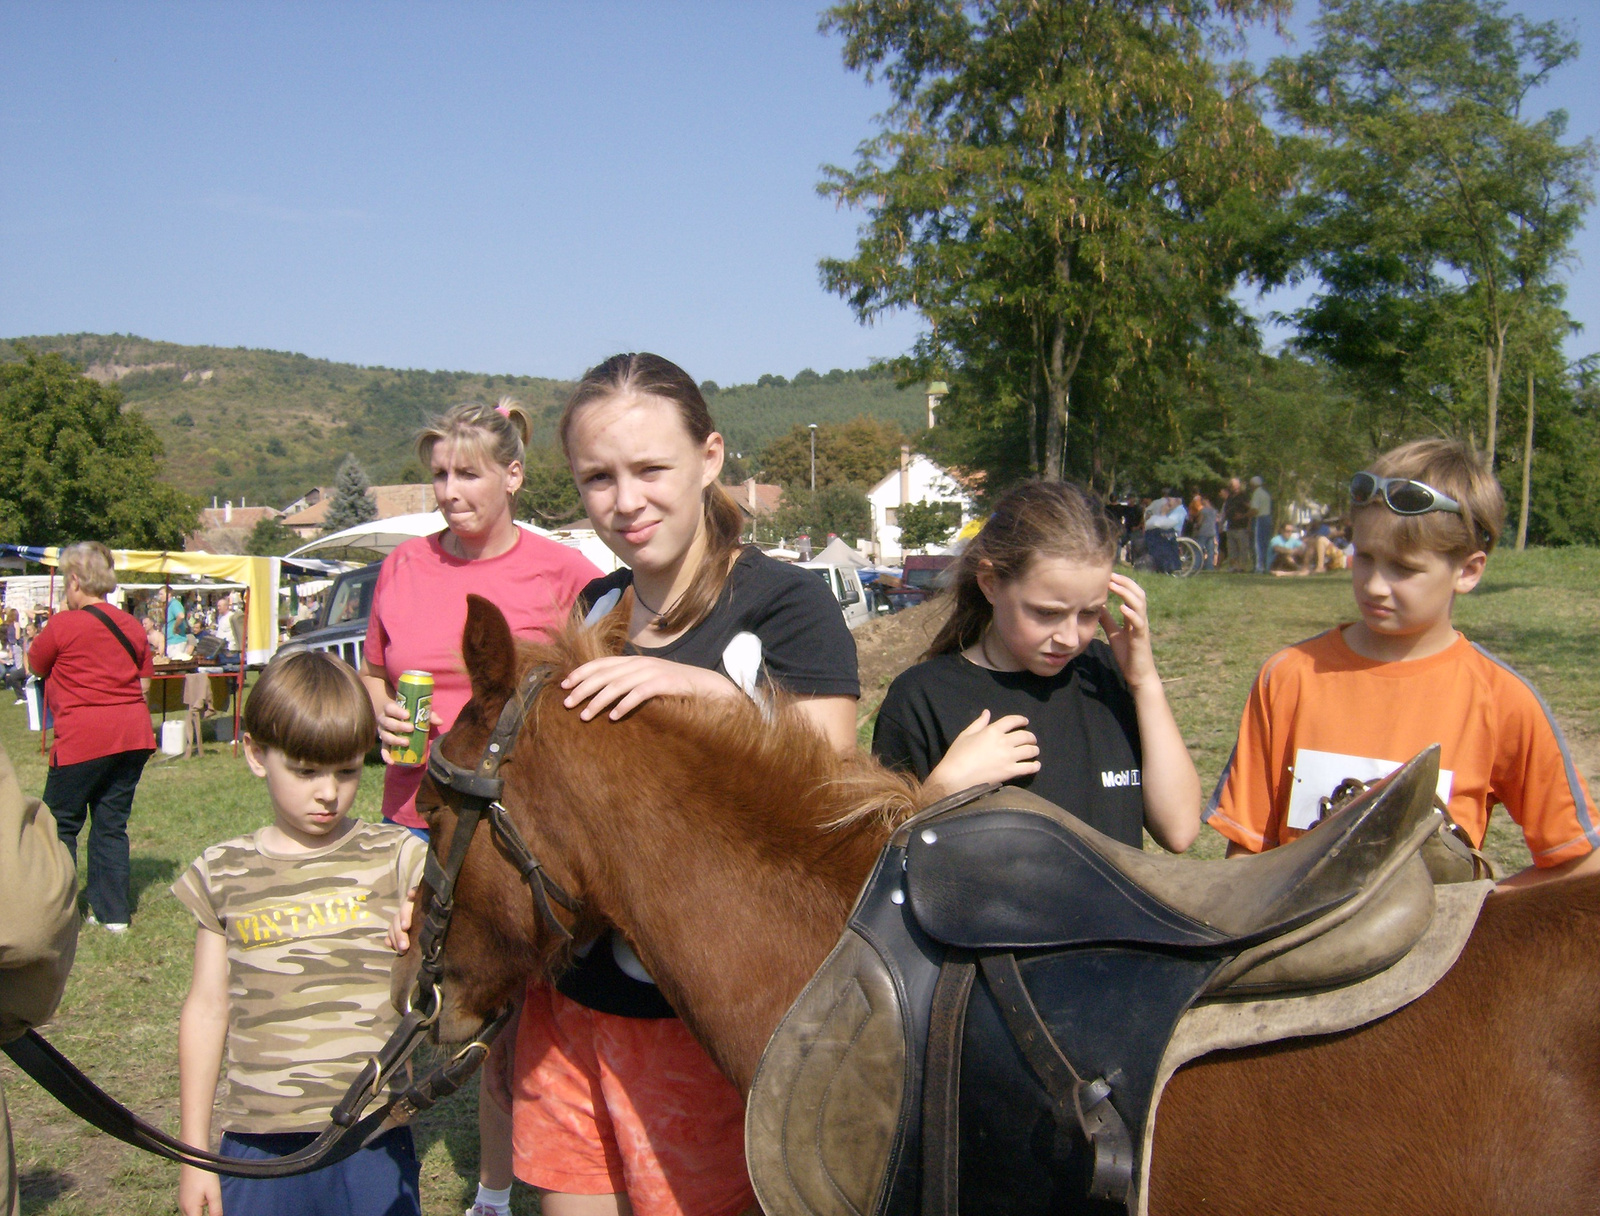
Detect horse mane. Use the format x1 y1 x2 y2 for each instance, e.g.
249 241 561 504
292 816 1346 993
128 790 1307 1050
515 602 922 864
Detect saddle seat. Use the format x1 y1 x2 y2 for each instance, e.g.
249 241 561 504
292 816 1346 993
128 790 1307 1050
907 742 1440 960
747 746 1454 1216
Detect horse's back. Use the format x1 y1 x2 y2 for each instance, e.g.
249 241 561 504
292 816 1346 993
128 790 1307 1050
1149 876 1600 1216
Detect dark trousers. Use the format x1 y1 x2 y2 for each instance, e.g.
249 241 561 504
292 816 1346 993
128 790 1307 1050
1254 516 1273 573
1146 529 1181 574
1225 529 1252 572
219 1127 421 1216
43 748 151 924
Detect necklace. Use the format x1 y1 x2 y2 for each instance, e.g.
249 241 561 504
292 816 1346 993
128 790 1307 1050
632 580 683 622
979 626 1010 672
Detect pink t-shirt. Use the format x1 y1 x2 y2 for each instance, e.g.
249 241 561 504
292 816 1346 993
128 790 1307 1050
366 530 601 827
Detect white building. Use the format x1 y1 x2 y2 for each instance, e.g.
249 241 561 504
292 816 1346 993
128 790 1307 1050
867 449 976 563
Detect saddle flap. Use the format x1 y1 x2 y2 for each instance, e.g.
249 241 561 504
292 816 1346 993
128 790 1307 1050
747 930 908 1216
905 747 1444 950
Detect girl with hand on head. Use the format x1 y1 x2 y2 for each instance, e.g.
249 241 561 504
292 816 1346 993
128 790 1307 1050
510 353 859 1216
873 480 1200 854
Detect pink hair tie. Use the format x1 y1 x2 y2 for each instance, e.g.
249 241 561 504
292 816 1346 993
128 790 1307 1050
495 402 512 418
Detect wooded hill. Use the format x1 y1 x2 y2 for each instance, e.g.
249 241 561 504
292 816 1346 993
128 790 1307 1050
0 334 926 508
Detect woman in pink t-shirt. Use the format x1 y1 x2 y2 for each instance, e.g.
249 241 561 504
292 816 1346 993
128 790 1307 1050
360 399 598 1216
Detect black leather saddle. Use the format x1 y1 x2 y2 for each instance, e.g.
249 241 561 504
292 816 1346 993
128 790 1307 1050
746 746 1446 1216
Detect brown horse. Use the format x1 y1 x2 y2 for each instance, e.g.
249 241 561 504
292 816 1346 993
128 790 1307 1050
402 596 1600 1215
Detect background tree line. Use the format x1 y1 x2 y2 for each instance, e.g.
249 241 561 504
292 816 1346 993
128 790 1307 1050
821 0 1599 545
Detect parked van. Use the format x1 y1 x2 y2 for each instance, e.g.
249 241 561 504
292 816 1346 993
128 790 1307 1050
797 562 872 631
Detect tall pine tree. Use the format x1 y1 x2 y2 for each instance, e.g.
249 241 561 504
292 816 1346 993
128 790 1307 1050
321 454 376 534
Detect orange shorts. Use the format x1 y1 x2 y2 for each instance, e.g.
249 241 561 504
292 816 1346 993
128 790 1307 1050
511 982 755 1216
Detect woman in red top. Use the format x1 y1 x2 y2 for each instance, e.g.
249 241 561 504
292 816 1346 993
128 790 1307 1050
27 541 155 933
360 399 599 1216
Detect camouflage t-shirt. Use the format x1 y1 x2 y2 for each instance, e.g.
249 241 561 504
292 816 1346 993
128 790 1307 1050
171 819 426 1134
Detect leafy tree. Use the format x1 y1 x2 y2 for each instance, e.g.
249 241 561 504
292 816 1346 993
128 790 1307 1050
321 454 376 534
1267 0 1596 461
819 0 1290 479
897 500 962 551
0 349 200 547
764 483 874 547
246 516 302 556
519 444 584 523
756 417 906 490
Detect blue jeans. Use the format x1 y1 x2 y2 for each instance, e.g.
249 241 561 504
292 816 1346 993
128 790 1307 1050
219 1127 421 1216
1254 516 1273 573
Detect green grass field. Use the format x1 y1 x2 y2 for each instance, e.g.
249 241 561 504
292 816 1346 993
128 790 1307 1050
5 548 1599 1214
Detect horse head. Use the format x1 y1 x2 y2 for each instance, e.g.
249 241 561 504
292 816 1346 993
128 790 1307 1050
392 589 919 1070
391 593 618 1042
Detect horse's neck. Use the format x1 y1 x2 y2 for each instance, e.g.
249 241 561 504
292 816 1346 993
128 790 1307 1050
591 787 875 1092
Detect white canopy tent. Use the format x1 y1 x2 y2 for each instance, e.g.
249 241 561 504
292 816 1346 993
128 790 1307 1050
288 511 624 573
815 536 872 569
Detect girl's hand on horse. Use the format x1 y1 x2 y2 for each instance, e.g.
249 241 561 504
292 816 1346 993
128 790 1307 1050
925 709 1040 799
561 655 742 721
386 891 417 953
178 1163 221 1216
1100 573 1160 691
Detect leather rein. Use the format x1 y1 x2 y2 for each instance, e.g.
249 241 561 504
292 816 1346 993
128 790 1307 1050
3 664 580 1178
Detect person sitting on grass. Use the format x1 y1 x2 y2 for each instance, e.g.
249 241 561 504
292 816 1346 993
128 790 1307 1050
1267 522 1306 575
1205 438 1600 889
174 650 425 1216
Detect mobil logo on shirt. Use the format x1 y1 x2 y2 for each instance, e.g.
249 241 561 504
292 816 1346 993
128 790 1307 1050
1101 768 1141 789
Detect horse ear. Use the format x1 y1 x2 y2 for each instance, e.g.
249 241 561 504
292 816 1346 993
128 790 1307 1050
462 594 518 708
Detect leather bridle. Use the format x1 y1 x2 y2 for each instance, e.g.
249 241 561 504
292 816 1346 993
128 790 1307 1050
2 663 582 1178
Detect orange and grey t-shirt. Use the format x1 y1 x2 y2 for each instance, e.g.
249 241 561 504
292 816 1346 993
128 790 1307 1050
1205 628 1599 867
171 820 425 1133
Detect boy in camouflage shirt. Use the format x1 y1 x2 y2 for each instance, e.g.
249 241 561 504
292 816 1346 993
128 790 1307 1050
173 651 425 1216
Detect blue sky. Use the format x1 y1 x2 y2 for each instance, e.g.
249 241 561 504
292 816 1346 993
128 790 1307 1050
2 2 1595 385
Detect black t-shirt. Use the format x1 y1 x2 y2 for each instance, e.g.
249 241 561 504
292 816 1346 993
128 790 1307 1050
558 546 860 1018
871 642 1146 848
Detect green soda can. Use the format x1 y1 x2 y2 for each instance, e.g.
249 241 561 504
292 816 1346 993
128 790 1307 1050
393 671 434 766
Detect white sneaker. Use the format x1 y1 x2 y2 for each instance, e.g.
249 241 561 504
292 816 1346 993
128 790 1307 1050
104 922 130 934
464 1205 511 1216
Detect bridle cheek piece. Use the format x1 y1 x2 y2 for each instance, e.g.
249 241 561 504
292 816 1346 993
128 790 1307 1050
0 663 580 1179
418 663 584 1001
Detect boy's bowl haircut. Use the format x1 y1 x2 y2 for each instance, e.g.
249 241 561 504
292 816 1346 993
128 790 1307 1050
243 651 378 766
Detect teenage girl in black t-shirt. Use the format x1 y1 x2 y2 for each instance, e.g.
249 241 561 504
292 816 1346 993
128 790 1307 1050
872 480 1200 853
510 353 859 1216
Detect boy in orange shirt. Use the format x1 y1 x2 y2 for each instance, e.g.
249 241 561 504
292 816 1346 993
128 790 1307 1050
1206 438 1599 888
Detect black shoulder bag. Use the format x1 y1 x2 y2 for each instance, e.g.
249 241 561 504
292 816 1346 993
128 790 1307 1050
82 604 144 673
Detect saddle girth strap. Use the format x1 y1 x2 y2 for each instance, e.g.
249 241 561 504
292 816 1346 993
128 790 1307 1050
921 953 976 1216
979 952 1135 1206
